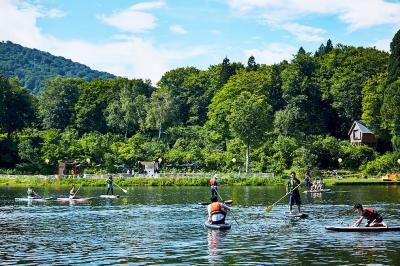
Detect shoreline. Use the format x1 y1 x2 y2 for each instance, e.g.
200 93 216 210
0 175 398 188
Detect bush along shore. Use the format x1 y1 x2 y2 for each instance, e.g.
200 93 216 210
0 174 286 188
0 172 398 188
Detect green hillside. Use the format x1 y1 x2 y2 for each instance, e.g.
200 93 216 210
0 41 116 94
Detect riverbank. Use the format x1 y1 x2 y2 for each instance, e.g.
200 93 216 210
0 175 285 188
0 174 398 188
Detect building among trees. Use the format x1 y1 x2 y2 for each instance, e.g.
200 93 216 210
348 120 377 146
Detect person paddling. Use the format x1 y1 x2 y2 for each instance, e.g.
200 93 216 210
304 171 312 191
287 172 301 213
353 204 387 227
106 175 114 195
210 174 220 197
69 186 79 199
207 195 229 224
27 187 39 198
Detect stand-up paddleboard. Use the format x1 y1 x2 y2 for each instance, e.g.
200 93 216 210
198 200 233 206
99 195 120 199
57 197 94 203
284 211 308 218
204 221 231 230
326 226 400 232
15 197 52 202
303 189 331 194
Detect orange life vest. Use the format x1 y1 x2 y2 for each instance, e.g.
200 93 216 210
363 207 380 221
210 202 221 212
210 178 217 186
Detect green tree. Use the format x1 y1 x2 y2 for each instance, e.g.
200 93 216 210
146 89 176 139
38 77 83 129
381 80 400 150
105 79 152 138
247 55 258 71
227 91 273 173
387 29 400 84
0 75 36 137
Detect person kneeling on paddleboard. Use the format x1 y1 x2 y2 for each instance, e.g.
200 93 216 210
69 186 79 199
207 195 229 224
287 172 301 213
210 174 220 197
353 204 386 227
107 175 113 195
27 187 39 198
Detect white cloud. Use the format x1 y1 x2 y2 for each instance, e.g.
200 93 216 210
282 23 324 42
372 38 391 52
46 8 66 18
97 1 165 33
244 43 297 64
227 0 400 31
0 0 207 83
169 25 188 35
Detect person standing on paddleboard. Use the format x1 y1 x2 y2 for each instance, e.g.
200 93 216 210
287 172 301 213
107 175 114 195
27 187 39 198
210 174 220 197
304 171 312 191
69 186 78 199
353 204 386 227
207 195 229 224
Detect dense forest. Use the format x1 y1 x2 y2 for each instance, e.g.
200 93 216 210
0 29 400 177
0 41 115 94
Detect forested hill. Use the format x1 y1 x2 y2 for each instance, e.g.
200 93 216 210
0 41 116 94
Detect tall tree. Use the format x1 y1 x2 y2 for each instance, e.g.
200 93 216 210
38 77 83 130
381 80 400 150
227 91 272 173
387 29 400 84
105 79 152 138
146 89 176 139
247 56 258 71
0 75 36 137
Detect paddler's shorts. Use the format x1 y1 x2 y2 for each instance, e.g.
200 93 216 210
289 191 301 206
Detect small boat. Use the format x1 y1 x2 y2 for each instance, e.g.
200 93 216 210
284 211 308 218
303 189 332 193
99 195 120 199
57 197 94 203
204 221 231 230
15 197 52 202
326 226 400 232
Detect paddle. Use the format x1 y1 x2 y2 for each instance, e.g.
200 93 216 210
114 183 128 194
265 183 301 212
215 190 239 225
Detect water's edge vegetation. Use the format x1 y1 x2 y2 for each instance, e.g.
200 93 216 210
0 175 395 188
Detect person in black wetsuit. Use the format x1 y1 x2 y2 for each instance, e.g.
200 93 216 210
107 175 113 195
287 172 301 213
353 203 386 227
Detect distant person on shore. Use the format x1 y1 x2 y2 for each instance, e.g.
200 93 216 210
207 195 229 224
304 171 312 191
210 174 220 197
352 204 386 227
27 187 39 198
69 186 79 199
287 172 301 213
107 175 113 195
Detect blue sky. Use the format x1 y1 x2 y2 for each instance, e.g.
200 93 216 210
1 0 399 83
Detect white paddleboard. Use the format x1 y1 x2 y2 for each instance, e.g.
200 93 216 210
284 211 308 218
304 189 331 193
99 195 120 199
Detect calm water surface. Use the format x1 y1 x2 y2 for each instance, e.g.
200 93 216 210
0 185 400 265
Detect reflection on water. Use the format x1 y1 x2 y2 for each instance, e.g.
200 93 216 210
0 185 399 264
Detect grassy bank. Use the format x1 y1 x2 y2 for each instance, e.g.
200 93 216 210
0 174 286 188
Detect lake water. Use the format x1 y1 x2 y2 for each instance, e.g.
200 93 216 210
0 185 400 265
